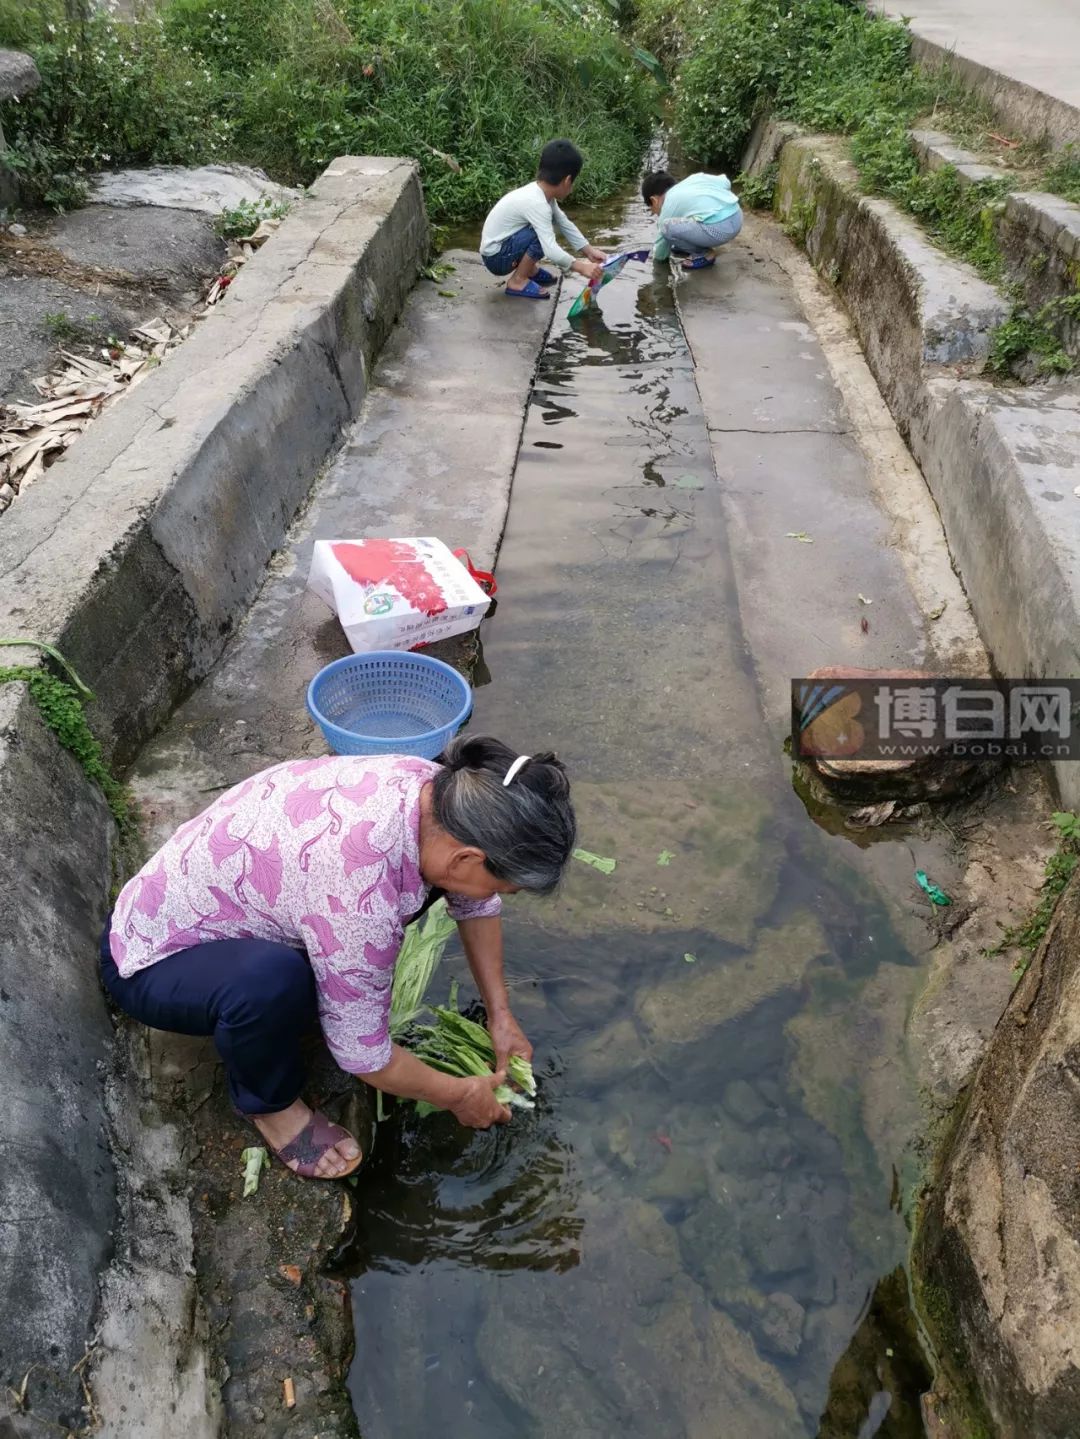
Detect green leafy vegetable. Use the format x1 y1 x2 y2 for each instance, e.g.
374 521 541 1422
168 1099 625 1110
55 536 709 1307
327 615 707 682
241 1146 269 1197
573 847 616 874
657 850 674 867
384 903 538 1119
683 953 697 964
409 1000 536 1114
389 898 457 1037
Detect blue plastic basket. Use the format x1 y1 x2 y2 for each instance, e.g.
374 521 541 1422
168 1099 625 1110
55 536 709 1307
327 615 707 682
306 650 473 758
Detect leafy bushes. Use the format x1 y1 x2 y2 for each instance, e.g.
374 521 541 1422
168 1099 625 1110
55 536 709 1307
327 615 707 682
652 0 918 168
0 0 657 219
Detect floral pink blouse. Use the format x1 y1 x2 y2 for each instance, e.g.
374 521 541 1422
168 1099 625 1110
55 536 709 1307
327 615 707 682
109 755 501 1074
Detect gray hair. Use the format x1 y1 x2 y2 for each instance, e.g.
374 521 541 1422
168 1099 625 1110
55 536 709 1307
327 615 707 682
432 735 576 895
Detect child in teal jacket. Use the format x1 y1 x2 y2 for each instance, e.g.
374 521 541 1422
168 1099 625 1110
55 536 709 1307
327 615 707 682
642 170 743 270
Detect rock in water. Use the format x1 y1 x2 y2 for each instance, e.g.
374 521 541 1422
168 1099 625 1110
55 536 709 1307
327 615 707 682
758 1292 806 1357
635 910 829 1048
476 1196 804 1438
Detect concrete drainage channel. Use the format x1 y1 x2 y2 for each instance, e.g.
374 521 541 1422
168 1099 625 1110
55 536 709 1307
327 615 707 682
743 118 1080 809
0 139 1077 1439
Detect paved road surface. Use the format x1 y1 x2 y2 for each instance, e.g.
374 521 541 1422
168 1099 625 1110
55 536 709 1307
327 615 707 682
874 0 1080 120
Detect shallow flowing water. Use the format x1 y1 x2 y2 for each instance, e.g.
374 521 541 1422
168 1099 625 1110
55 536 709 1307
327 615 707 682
337 194 935 1437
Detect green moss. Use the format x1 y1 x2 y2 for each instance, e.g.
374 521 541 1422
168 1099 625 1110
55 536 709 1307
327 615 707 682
0 650 133 834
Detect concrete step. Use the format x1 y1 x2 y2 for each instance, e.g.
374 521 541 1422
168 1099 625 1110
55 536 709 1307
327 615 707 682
910 128 1080 364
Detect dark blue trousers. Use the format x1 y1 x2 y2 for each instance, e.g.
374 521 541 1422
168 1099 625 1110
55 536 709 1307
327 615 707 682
481 224 543 276
99 927 318 1115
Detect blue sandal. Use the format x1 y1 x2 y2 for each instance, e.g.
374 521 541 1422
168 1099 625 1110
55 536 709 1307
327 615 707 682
505 279 550 300
534 268 558 286
681 255 716 271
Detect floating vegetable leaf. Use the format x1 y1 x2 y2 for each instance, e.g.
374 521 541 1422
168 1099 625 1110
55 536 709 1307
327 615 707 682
573 847 616 874
657 850 675 867
241 1146 269 1197
915 869 951 906
786 531 813 543
683 952 697 964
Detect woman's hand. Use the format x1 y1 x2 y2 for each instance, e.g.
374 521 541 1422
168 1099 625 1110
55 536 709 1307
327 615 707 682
450 1072 512 1128
583 244 608 262
487 1009 533 1073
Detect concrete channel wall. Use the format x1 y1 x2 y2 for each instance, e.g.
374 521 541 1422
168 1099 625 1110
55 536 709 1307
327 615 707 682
743 120 1080 812
0 155 426 1435
907 32 1080 154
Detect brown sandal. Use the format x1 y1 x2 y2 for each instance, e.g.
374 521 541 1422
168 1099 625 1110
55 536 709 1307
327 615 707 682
267 1110 363 1180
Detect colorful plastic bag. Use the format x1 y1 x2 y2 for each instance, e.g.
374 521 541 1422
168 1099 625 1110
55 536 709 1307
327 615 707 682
567 249 650 319
307 537 491 653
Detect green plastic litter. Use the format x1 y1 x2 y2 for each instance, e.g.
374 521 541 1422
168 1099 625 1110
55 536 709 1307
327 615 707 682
915 869 951 906
657 850 675 867
574 847 616 874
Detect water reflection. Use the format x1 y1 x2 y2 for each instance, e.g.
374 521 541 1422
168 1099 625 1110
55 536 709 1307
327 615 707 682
340 193 933 1438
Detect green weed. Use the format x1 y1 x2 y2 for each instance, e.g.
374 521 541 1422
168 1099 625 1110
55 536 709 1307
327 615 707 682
988 296 1074 378
734 166 777 210
42 309 97 343
986 811 1080 974
1 0 658 221
214 195 292 239
0 644 133 834
1045 144 1080 205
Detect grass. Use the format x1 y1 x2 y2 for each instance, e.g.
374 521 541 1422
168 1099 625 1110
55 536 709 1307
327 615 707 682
1044 144 1080 205
986 811 1080 976
42 309 97 344
0 0 659 222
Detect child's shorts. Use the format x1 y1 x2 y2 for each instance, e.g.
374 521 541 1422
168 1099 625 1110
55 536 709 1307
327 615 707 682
481 225 544 276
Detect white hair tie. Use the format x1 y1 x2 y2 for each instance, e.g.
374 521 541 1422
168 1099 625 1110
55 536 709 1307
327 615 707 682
503 755 530 787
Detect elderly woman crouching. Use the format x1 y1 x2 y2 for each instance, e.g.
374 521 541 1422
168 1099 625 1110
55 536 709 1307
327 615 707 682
100 736 575 1180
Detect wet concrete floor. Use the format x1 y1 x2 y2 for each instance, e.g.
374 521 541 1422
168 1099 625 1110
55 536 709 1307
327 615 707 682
336 199 969 1438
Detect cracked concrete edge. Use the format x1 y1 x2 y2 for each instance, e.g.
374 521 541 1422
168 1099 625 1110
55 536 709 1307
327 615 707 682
907 32 1080 153
0 153 427 763
0 156 427 1434
745 123 1080 806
